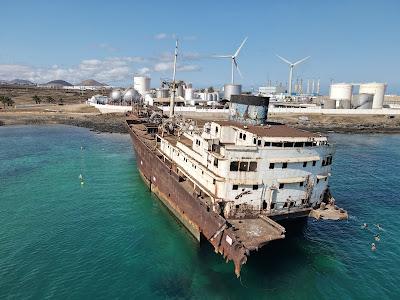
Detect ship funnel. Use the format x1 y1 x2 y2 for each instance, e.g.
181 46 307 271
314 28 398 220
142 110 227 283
229 95 270 125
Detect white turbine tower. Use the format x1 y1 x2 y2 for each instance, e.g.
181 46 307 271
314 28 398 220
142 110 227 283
214 37 248 84
276 55 310 96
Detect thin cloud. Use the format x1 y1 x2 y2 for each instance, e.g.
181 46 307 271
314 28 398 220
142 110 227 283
178 64 201 72
153 33 196 41
153 62 201 73
137 67 151 75
0 56 145 84
154 33 168 40
154 62 172 72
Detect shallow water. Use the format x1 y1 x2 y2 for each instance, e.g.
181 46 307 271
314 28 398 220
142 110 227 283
0 125 399 299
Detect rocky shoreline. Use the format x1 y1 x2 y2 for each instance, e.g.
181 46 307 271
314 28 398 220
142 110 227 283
1 111 400 135
0 112 129 134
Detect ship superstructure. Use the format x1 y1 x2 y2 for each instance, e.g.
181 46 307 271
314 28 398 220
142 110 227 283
158 119 333 220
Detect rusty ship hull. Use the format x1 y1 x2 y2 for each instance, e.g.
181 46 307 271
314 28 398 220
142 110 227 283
127 119 249 276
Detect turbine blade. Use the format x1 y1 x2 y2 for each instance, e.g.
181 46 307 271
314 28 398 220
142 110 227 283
234 37 248 58
212 55 231 58
276 54 292 65
293 56 311 66
234 59 243 78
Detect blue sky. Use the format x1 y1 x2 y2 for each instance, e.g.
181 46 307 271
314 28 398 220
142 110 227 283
0 0 399 93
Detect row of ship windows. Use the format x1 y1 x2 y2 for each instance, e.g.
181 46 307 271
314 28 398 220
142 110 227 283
240 132 326 148
253 139 324 148
232 177 328 191
230 161 258 172
228 156 333 172
238 131 325 148
269 156 333 169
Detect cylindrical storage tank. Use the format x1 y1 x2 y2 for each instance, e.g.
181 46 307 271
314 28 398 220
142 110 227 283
323 99 336 109
224 84 242 100
207 93 213 101
359 83 386 109
176 85 184 97
337 99 351 109
352 93 373 109
156 88 169 98
229 95 269 125
212 93 218 101
329 83 353 101
184 87 193 100
133 76 151 96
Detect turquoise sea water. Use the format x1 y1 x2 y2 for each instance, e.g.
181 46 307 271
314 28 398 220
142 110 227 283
0 125 399 299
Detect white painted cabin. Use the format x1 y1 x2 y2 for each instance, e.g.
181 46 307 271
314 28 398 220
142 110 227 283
157 120 334 218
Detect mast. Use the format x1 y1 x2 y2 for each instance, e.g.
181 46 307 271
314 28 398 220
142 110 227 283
169 39 178 118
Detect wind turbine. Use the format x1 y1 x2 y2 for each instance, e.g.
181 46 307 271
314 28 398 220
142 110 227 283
214 37 248 84
276 55 310 96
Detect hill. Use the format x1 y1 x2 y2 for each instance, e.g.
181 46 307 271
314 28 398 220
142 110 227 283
77 79 107 86
0 79 35 86
10 79 35 85
45 80 73 87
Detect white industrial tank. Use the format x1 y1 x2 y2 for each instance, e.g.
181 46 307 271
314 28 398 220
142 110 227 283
359 83 386 109
224 84 242 100
323 99 336 109
111 89 122 102
184 87 193 100
352 93 373 109
177 85 184 97
329 83 353 101
133 76 150 96
123 89 140 102
156 88 169 98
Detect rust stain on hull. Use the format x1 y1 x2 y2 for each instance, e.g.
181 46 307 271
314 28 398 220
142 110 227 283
127 121 249 276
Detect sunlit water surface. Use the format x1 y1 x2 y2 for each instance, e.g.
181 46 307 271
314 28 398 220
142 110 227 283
1 125 399 299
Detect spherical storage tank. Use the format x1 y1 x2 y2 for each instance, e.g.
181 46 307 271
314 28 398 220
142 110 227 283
133 76 151 96
359 83 386 109
123 89 140 102
329 83 353 101
111 90 122 101
224 84 242 100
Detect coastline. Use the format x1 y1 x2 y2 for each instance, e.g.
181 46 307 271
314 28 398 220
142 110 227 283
0 111 129 134
1 109 399 134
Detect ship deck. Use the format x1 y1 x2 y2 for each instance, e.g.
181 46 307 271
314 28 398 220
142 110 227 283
229 217 285 250
215 120 321 138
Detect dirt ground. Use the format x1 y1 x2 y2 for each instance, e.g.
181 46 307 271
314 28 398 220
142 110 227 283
0 85 105 105
269 113 400 133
